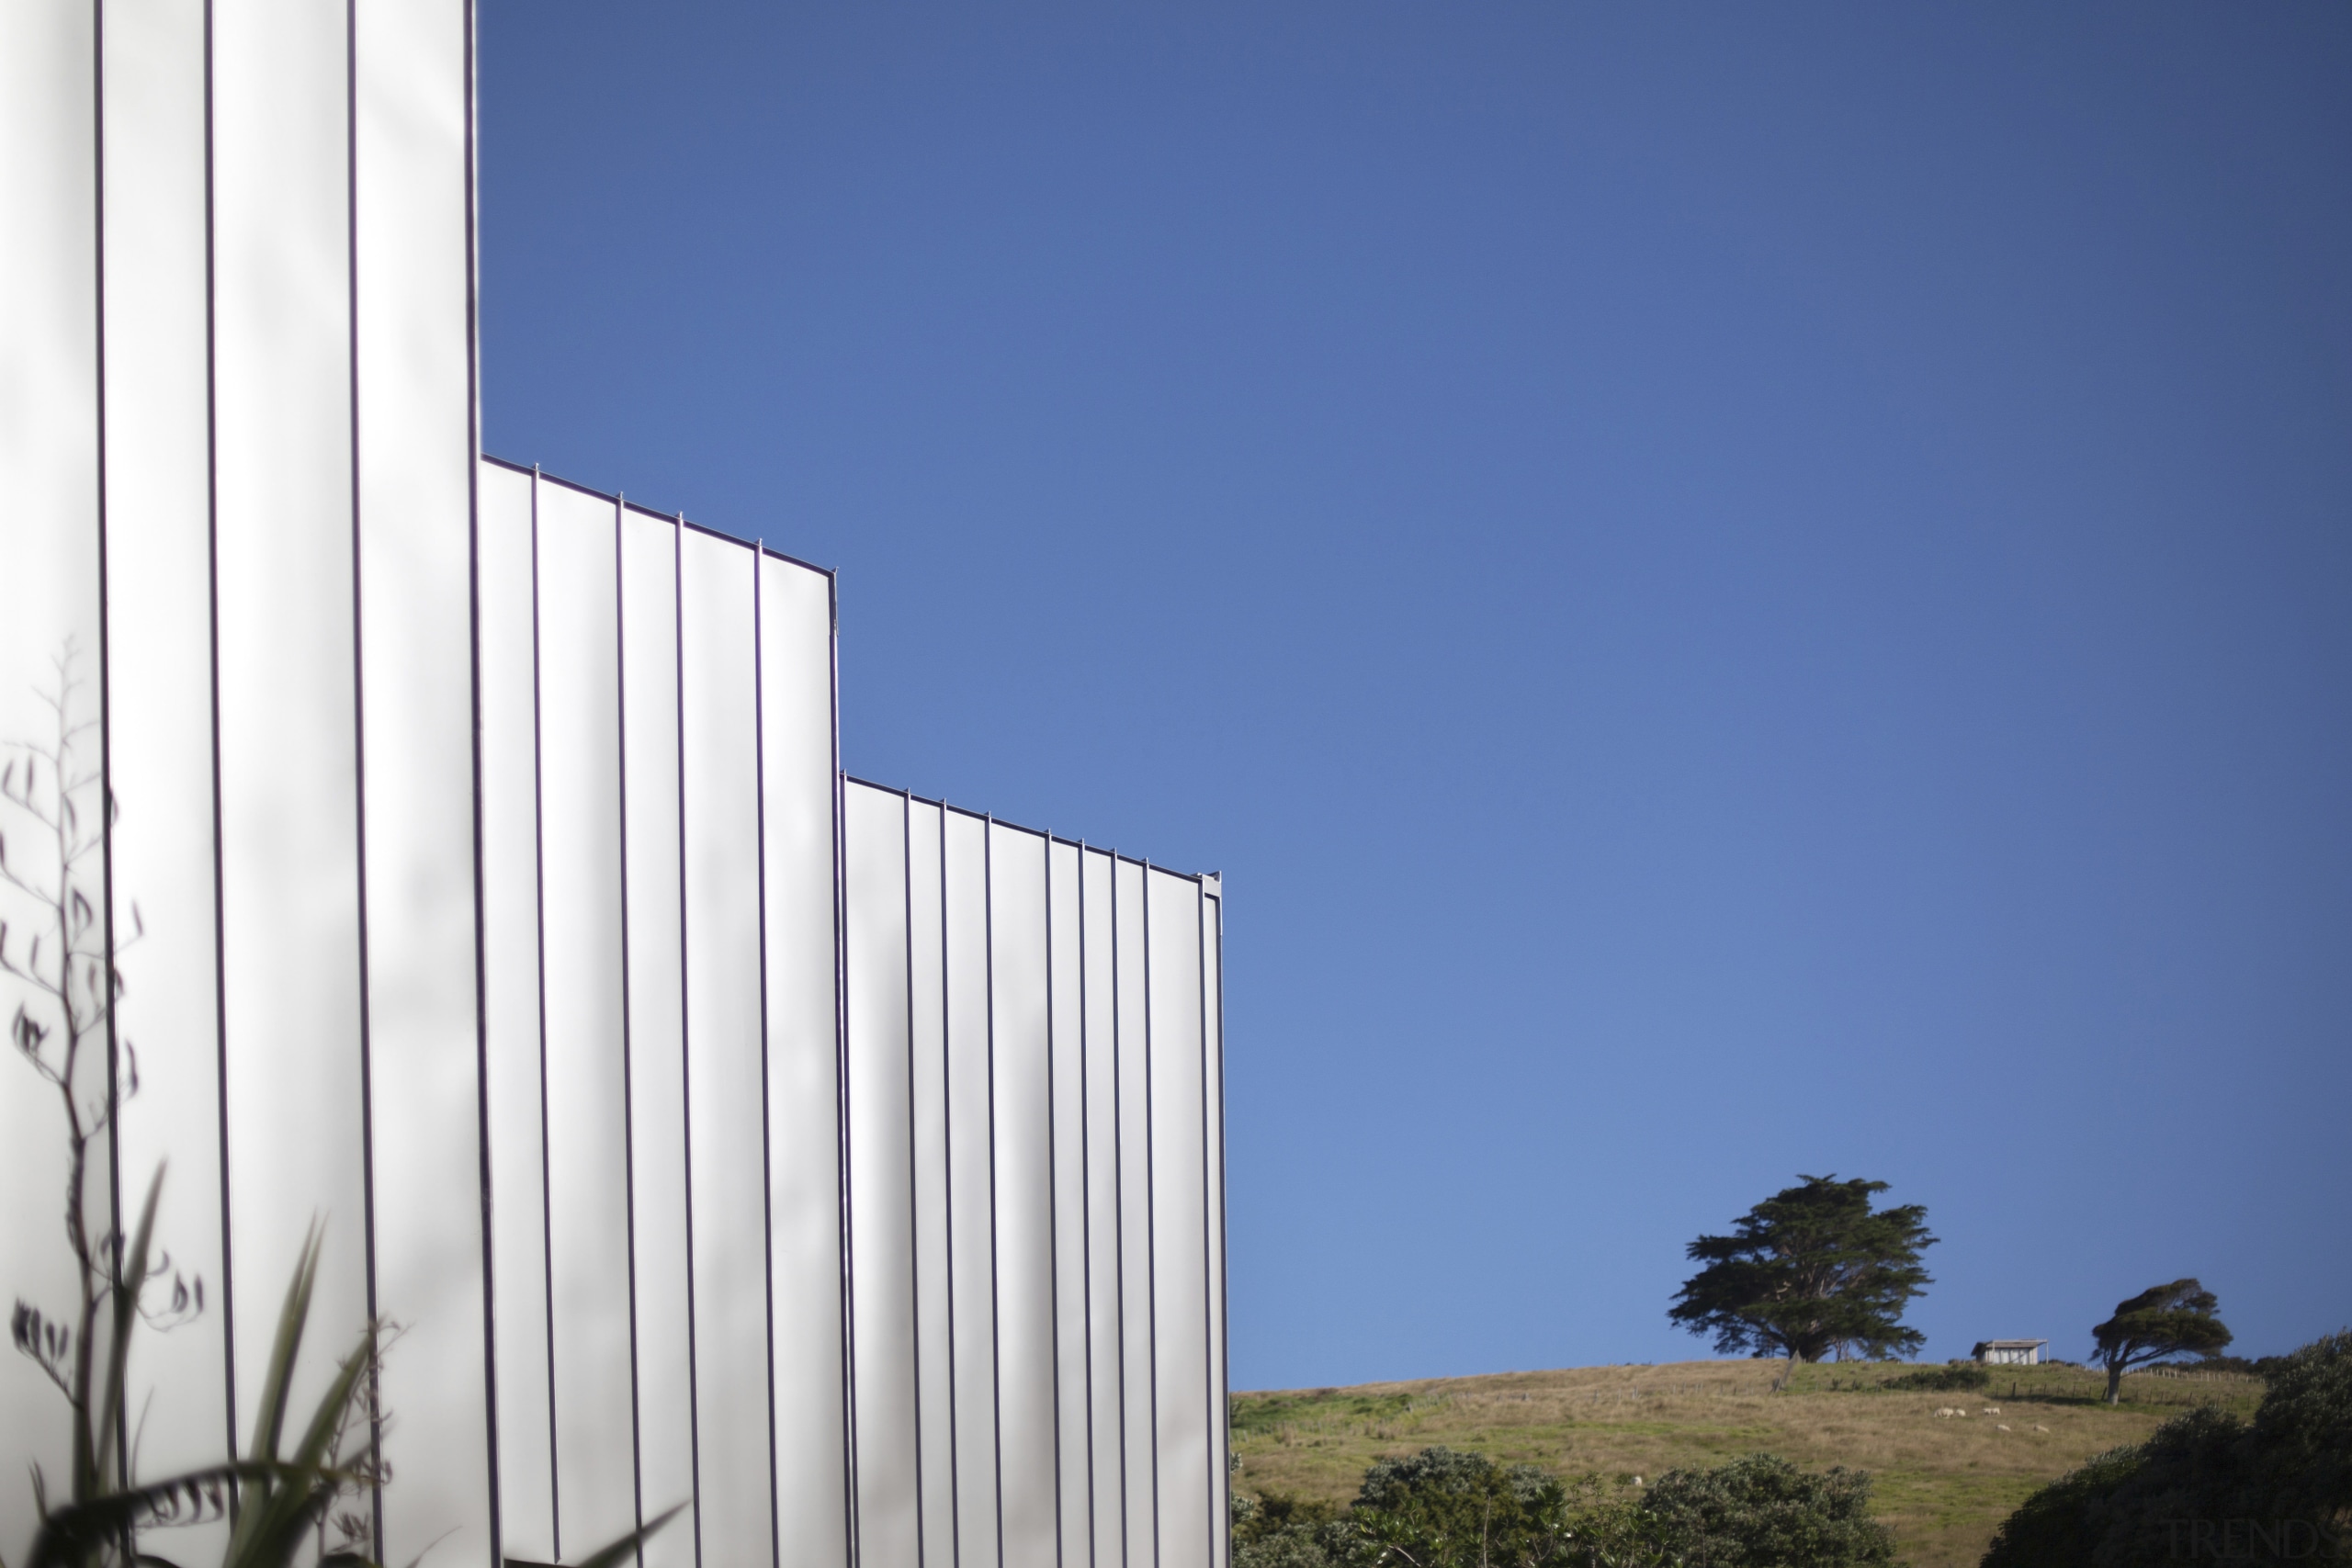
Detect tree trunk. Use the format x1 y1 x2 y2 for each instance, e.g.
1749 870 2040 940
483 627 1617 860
2106 1360 2122 1404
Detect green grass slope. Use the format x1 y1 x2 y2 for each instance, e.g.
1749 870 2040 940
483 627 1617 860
1229 1360 2264 1568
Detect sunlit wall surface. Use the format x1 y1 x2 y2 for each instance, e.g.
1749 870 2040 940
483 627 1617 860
473 461 848 1568
471 470 1229 1568
0 6 1226 1568
0 3 488 1565
841 784 1227 1568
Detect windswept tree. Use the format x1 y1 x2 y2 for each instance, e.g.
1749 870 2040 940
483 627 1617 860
1668 1175 1935 1380
2090 1279 2233 1405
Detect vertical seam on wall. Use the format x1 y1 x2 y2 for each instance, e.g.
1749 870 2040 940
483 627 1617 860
985 818 1006 1568
200 0 240 1478
89 0 130 1480
461 0 503 1558
1044 837 1065 1568
752 543 782 1568
902 790 924 1568
1193 889 1214 1568
343 5 385 1555
831 570 859 1568
614 498 649 1553
939 806 959 1568
1076 847 1096 1568
1210 893 1229 1568
530 468 561 1562
1107 855 1127 1568
674 514 704 1568
1140 864 1159 1568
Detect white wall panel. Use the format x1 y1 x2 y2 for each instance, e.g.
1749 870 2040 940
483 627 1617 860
622 505 696 1563
944 809 1000 1568
1080 851 1125 1568
847 782 919 1568
1146 874 1210 1568
1048 842 1091 1565
1201 884 1228 1568
478 461 557 1562
907 801 956 1568
759 555 850 1568
97 5 228 1550
989 825 1057 1568
6 10 1233 1565
211 0 373 1499
534 481 638 1557
351 3 491 1559
681 528 773 1568
0 1 100 1546
1112 861 1156 1568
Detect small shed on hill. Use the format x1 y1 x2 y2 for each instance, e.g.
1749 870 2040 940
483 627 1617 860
1973 1338 2049 1365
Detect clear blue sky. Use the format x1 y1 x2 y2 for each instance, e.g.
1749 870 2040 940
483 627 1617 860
478 2 2352 1390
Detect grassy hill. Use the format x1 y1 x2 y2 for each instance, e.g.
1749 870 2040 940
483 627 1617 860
1229 1359 2265 1568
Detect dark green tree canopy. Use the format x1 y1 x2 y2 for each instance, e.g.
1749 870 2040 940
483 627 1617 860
2090 1278 2233 1404
1668 1175 1935 1366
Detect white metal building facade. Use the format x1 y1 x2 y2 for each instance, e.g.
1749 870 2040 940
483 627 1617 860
0 6 1227 1568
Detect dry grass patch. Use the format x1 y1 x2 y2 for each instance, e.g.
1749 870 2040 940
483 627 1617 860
1230 1360 2263 1568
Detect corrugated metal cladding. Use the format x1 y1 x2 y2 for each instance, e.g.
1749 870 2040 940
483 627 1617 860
0 6 1227 1568
839 786 1228 1568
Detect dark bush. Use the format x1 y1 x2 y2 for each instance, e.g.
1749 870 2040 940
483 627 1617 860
1238 1491 1342 1540
1238 1531 1344 1568
1638 1453 1897 1568
1354 1448 1530 1511
1980 1331 2352 1567
1343 1447 1576 1568
1975 1447 2148 1567
1234 1487 1350 1568
2250 1331 2352 1527
1883 1364 1992 1393
1238 1448 1906 1568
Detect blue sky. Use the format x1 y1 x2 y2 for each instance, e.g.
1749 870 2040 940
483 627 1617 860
478 1 2351 1390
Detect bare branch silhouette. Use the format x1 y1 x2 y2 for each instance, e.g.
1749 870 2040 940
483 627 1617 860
2 643 197 1565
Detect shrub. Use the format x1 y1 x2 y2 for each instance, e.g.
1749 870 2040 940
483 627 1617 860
1980 1332 2352 1567
1975 1446 2148 1568
1238 1491 1342 1540
1238 1529 1344 1568
1637 1453 1897 1568
1343 1447 1576 1568
1355 1449 1527 1512
1554 1479 1679 1568
1235 1489 1348 1568
1883 1364 1991 1393
1258 1448 1904 1568
2249 1331 2352 1528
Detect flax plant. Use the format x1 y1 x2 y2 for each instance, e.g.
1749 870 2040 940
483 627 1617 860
4 648 676 1568
9 1205 386 1568
2 644 180 1518
2 649 385 1567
